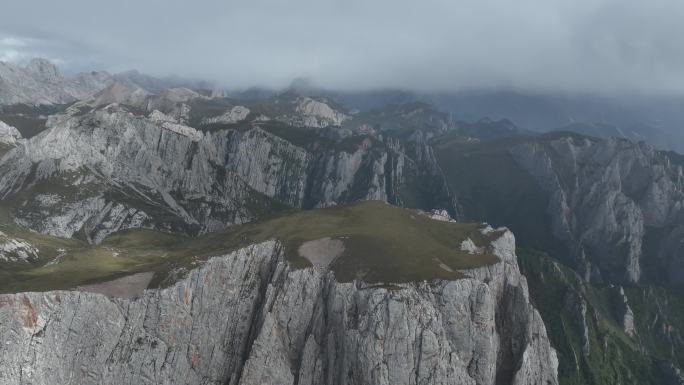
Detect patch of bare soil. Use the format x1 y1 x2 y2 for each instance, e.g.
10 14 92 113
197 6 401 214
298 237 345 269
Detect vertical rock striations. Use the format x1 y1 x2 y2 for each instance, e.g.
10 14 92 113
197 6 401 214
0 232 557 385
0 105 452 243
510 136 684 284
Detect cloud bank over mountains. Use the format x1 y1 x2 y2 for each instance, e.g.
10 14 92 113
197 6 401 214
2 0 684 94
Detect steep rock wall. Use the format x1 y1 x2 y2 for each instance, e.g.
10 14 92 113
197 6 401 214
0 233 557 385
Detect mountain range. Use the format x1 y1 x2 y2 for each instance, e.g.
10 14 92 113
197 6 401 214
1 58 684 385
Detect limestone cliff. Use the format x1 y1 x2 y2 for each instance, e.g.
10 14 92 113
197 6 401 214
0 104 450 243
510 135 684 284
0 229 557 385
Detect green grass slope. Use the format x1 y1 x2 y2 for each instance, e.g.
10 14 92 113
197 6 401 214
0 201 498 294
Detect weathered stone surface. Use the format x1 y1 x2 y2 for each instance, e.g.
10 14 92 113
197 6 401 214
617 286 637 338
0 232 557 385
0 102 451 243
0 230 38 262
0 120 22 145
511 136 684 283
201 105 251 125
283 96 349 128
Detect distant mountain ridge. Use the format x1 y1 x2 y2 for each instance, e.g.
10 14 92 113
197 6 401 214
3 58 684 153
0 58 112 105
0 58 221 107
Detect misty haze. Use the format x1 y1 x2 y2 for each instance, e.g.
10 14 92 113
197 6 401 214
1 1 683 385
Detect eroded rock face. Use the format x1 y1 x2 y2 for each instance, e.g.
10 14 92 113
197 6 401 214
201 105 251 125
510 136 684 283
0 120 22 145
0 230 38 263
617 286 637 338
0 108 309 235
0 233 557 385
0 106 450 243
277 96 349 128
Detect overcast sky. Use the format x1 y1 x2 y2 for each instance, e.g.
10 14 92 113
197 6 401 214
2 0 683 93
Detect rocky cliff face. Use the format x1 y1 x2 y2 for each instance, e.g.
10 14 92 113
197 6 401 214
0 99 451 243
0 120 22 145
0 229 558 385
0 230 39 263
509 135 684 284
274 95 349 128
201 105 251 125
0 106 310 239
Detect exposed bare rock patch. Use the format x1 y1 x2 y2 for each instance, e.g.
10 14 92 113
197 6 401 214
297 236 344 268
0 120 22 145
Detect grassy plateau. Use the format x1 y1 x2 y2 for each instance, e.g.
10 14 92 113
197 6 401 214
0 201 499 293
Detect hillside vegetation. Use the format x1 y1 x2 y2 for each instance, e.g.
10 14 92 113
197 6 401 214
0 201 498 293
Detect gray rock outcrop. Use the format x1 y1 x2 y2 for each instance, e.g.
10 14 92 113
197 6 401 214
0 231 558 385
510 136 684 283
0 230 39 263
0 120 22 145
277 96 349 128
617 286 636 338
0 103 451 243
202 105 251 125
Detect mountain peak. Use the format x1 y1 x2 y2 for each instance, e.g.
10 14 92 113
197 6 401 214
90 81 149 107
25 58 62 83
288 77 316 93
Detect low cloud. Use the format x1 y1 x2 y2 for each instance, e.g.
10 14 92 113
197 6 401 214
2 0 684 94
